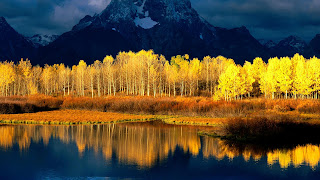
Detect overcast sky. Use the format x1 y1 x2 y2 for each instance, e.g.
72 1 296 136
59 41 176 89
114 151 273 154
1 0 320 41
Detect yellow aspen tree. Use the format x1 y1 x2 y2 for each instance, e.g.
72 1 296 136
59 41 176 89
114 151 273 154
308 57 320 99
260 57 279 99
202 56 212 92
188 58 201 96
150 65 158 97
252 57 266 80
277 57 293 99
93 60 102 97
164 61 177 97
145 50 157 96
209 57 219 96
242 61 255 97
77 60 87 96
218 63 240 100
88 65 96 98
41 65 52 95
0 62 5 95
172 55 189 96
103 56 114 96
251 57 266 96
294 58 312 98
65 67 71 95
135 51 145 95
158 55 166 96
52 64 58 94
57 64 67 96
0 62 15 96
168 61 179 97
19 59 38 95
32 65 42 95
164 61 171 96
71 65 77 95
290 54 303 98
111 63 118 96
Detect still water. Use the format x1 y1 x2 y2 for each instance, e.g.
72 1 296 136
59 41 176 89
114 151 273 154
0 122 320 179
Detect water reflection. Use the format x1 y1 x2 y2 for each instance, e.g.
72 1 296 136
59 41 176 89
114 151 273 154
0 123 319 169
202 137 320 169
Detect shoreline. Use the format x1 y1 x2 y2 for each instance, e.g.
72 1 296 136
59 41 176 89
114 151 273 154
1 109 320 145
0 108 320 127
0 109 226 127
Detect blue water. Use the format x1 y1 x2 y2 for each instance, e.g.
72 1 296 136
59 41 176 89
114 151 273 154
0 123 320 179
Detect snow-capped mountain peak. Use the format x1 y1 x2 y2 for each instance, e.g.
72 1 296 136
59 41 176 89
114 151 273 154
40 0 269 65
264 40 276 48
277 35 307 52
259 39 276 49
73 0 201 31
27 34 59 47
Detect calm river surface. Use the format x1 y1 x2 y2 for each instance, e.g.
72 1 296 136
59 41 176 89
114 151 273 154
0 122 320 179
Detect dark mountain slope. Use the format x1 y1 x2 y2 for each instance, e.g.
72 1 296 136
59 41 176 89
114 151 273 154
0 17 35 62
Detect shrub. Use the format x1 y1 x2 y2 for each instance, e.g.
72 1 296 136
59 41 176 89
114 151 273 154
225 116 320 143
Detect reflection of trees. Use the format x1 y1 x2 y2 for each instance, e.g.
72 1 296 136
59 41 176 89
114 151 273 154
202 136 320 169
0 124 201 167
0 124 320 169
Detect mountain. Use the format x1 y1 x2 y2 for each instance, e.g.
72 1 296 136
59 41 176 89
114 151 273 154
0 17 35 62
27 34 59 48
306 34 320 57
38 0 269 65
259 39 276 49
269 36 308 57
8 0 320 65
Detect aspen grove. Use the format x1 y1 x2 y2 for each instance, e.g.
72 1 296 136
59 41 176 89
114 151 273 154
0 50 320 100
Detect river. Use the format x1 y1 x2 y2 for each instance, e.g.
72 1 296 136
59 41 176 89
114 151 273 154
0 122 320 179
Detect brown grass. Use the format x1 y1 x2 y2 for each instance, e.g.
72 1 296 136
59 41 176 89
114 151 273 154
162 116 229 126
0 95 63 114
0 110 154 124
61 96 267 117
61 97 320 119
1 96 320 127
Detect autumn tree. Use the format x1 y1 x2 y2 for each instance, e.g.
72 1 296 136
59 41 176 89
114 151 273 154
293 57 312 98
277 57 293 99
260 57 279 99
0 61 15 96
218 63 240 100
77 60 87 96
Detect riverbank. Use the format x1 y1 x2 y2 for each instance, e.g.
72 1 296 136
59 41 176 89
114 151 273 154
0 107 319 127
0 109 228 128
0 110 156 125
3 95 320 116
1 96 320 138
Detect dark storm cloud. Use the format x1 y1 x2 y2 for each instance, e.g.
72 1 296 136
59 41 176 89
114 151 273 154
0 0 110 36
1 0 320 41
191 0 320 41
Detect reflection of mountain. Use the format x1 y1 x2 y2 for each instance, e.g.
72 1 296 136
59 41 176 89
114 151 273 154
0 123 320 169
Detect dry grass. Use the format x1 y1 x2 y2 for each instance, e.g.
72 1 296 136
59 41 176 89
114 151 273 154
162 116 229 126
1 96 320 127
2 96 320 117
61 97 320 119
61 96 266 117
0 95 63 114
0 110 154 124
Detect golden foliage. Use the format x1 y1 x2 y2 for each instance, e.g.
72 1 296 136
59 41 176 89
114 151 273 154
1 51 320 100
